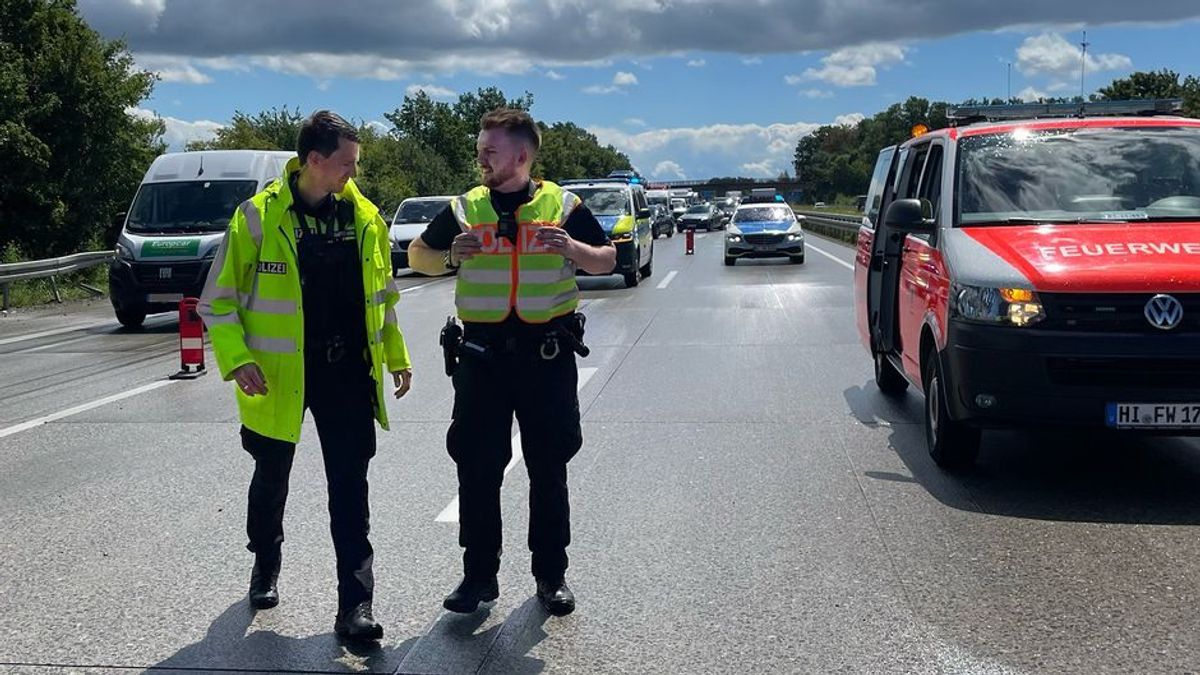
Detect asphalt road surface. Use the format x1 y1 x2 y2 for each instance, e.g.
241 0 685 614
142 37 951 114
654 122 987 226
2 232 1200 674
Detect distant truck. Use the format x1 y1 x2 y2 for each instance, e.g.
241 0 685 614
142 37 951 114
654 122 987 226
746 187 782 203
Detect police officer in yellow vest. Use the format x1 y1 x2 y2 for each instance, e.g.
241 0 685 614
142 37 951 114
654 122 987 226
409 108 615 616
198 111 412 642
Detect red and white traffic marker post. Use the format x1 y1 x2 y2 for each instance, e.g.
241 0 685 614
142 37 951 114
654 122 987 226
170 297 207 380
685 227 695 255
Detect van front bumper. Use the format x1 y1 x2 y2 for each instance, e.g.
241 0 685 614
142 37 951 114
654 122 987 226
943 321 1200 433
109 259 212 315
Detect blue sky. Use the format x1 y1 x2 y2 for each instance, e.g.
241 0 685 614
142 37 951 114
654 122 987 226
81 1 1200 181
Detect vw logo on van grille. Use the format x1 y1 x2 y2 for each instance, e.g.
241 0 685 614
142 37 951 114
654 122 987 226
1144 294 1184 330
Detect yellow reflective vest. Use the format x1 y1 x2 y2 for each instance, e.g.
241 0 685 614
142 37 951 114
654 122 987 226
451 181 580 323
199 157 411 443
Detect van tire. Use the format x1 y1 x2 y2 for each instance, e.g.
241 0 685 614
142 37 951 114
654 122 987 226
923 354 980 470
639 243 653 279
724 256 735 266
874 351 909 396
116 308 146 329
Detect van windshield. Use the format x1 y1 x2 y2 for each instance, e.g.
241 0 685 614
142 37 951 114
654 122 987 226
127 180 259 234
957 126 1200 225
571 187 631 216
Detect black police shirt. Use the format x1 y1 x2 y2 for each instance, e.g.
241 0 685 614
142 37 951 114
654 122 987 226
420 181 610 251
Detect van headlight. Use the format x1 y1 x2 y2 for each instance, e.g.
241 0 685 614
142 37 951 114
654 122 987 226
952 284 1045 327
116 242 134 261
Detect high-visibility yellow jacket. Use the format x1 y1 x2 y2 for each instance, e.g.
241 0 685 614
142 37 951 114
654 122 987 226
450 180 580 323
198 157 411 443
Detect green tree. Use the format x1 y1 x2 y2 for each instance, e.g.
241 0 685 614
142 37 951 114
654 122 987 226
0 0 164 256
354 124 457 214
186 107 304 151
535 122 631 181
1094 69 1200 117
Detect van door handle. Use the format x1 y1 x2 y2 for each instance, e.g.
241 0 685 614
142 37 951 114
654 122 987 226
870 253 884 271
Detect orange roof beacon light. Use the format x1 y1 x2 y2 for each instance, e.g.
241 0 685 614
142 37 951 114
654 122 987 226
911 123 929 138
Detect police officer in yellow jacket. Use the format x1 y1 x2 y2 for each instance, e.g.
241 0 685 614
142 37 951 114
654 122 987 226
198 110 412 642
409 108 615 616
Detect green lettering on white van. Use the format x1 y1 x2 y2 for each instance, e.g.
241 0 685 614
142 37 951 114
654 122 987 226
142 239 200 257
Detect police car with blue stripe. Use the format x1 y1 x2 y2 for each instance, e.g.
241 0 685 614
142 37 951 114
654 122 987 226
724 202 805 266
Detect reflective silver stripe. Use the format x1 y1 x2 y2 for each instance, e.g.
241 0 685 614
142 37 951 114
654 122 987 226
200 311 240 326
245 296 297 315
518 289 578 311
459 269 513 284
383 278 400 327
245 335 297 353
521 268 574 284
457 296 511 311
450 195 470 231
561 190 580 222
241 200 263 246
198 237 240 325
371 290 387 305
373 329 384 343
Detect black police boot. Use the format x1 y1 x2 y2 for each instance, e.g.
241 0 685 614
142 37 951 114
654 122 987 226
535 577 575 616
334 601 384 642
248 554 280 610
442 575 499 613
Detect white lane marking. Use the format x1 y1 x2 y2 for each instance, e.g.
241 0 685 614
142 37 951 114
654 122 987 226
806 242 855 271
696 232 708 240
0 380 176 440
435 366 599 523
5 315 175 352
0 321 112 346
656 270 679 289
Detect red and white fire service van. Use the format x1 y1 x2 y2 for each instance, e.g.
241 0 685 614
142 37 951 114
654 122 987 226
854 100 1200 469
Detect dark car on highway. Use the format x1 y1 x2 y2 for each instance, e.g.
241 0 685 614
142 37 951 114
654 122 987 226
677 203 723 232
649 204 675 239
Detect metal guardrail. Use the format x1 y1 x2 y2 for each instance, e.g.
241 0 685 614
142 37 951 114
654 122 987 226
794 210 862 231
0 250 114 310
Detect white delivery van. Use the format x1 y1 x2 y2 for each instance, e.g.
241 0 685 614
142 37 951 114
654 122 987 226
109 150 295 327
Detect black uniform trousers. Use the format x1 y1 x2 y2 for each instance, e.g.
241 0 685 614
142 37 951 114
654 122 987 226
447 327 583 582
241 353 377 611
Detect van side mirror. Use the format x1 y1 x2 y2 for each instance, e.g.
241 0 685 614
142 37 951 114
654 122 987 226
884 199 934 233
637 208 651 219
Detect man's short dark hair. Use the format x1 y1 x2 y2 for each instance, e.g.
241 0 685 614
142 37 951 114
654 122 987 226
480 108 540 152
297 110 360 165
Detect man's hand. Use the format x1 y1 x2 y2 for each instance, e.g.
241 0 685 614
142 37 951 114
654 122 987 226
232 363 268 396
450 232 483 266
535 226 578 259
392 368 413 399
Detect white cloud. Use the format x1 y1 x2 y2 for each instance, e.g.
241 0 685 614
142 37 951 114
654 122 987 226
784 75 804 85
583 85 620 95
687 59 706 67
546 69 566 80
741 57 763 65
129 107 222 149
834 113 866 127
803 43 908 87
613 71 639 86
653 160 687 180
584 70 639 95
740 159 776 176
800 89 834 99
366 120 390 135
625 118 647 127
1018 86 1049 101
406 83 457 98
591 119 830 180
80 1 1200 80
1016 32 1132 81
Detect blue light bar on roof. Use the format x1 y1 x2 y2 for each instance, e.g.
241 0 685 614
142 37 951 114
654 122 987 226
946 98 1183 123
